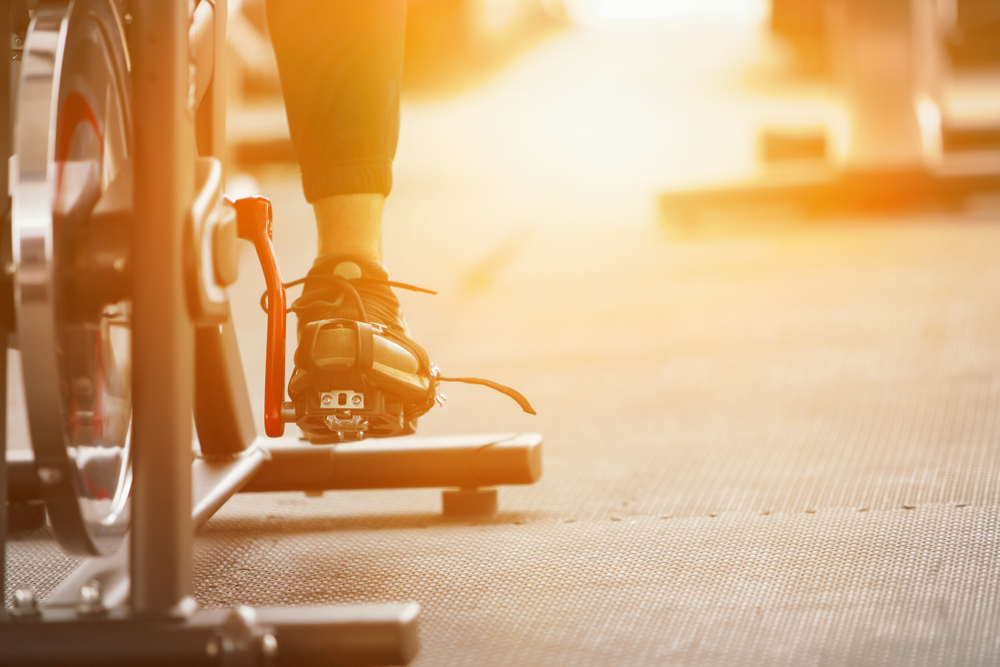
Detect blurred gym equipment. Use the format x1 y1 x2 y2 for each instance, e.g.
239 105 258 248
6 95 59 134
660 0 1000 228
0 1 541 664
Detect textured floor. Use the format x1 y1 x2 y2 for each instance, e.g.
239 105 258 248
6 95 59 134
192 216 1000 667
9 12 1000 666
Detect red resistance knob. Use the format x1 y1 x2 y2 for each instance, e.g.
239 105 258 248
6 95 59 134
233 196 286 437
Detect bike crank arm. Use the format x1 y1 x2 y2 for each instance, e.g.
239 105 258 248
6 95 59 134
233 196 287 437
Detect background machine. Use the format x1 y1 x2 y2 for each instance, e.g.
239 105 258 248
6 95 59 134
660 0 1000 226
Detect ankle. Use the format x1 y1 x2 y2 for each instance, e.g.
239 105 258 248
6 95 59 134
313 193 384 261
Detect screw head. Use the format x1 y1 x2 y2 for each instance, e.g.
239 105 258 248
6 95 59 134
80 580 101 604
261 633 278 657
76 580 106 616
37 466 63 486
13 588 37 609
321 394 333 406
11 588 40 618
351 394 362 405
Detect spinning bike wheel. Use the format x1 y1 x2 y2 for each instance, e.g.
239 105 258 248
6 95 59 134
13 0 133 556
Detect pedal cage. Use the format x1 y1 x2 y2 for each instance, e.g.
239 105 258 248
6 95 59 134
298 377 408 443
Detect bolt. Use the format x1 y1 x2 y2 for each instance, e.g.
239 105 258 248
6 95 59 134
13 589 35 607
351 394 362 405
80 581 100 603
77 580 105 616
14 37 22 47
321 394 333 406
262 633 278 657
12 588 39 617
37 466 62 486
74 377 94 397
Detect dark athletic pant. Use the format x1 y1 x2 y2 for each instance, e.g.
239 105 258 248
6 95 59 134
265 0 406 202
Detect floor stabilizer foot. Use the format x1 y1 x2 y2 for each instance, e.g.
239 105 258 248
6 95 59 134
442 487 498 517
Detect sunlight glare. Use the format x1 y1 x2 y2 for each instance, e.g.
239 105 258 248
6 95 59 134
569 0 767 23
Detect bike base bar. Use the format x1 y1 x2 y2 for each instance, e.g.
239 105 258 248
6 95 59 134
0 602 419 667
7 433 543 505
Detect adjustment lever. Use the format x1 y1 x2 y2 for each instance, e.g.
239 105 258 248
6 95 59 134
232 196 286 437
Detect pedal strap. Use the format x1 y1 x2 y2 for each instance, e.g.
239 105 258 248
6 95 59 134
355 321 374 371
297 318 374 373
296 320 322 373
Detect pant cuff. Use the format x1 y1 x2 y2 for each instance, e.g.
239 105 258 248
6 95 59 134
301 162 393 202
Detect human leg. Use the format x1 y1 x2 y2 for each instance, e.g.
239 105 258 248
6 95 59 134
265 0 405 203
265 0 533 440
266 0 402 263
265 0 428 439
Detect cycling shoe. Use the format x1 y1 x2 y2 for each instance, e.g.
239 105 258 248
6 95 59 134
282 255 535 442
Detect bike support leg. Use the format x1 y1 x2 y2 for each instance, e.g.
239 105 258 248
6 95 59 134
130 0 197 616
1 0 13 612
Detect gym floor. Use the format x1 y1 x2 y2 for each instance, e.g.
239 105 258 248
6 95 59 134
10 4 1000 665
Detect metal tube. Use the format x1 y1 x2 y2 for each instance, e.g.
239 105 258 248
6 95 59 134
9 432 543 502
256 604 421 667
194 0 227 161
45 442 269 609
45 543 131 610
130 0 197 615
189 0 214 111
0 0 12 611
0 604 419 667
191 447 267 528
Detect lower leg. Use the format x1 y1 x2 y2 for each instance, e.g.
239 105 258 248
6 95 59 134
313 193 385 262
267 0 403 257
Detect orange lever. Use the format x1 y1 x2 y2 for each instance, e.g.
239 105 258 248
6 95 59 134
233 196 286 437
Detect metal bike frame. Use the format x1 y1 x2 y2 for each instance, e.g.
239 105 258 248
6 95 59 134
0 1 541 663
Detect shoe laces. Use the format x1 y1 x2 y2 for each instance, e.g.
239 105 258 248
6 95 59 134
261 275 434 326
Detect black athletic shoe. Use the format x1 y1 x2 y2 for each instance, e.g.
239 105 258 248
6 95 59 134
282 255 534 441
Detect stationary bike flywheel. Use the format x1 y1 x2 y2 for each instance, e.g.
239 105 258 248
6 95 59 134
13 0 133 556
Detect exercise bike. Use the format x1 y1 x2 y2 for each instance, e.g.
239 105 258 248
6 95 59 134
0 1 542 664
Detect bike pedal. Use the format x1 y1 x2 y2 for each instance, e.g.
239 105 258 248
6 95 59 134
293 385 409 443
